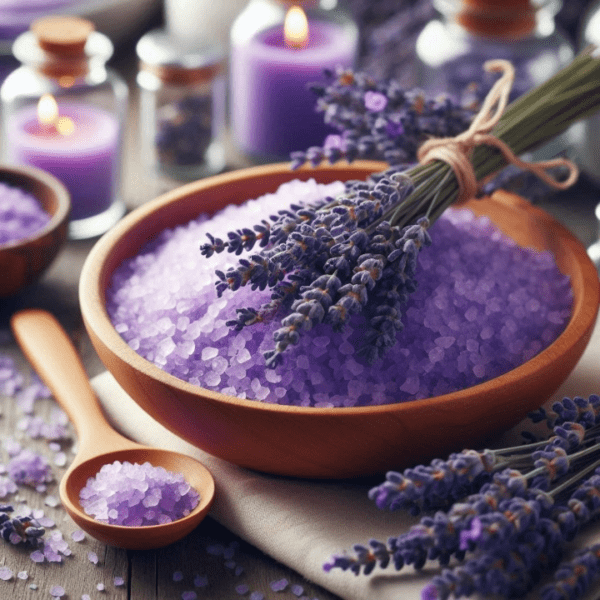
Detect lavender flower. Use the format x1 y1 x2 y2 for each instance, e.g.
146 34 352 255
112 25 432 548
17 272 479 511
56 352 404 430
325 397 600 599
0 505 45 547
291 68 475 169
540 543 600 600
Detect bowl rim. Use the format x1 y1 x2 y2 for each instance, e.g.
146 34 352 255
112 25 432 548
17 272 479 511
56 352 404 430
80 161 600 416
0 163 70 250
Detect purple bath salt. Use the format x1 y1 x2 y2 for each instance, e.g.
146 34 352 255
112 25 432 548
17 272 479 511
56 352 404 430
107 179 573 407
0 182 50 246
79 460 200 527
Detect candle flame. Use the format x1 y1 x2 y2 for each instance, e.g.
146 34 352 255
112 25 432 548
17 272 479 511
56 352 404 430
37 94 59 125
284 5 309 49
36 93 74 136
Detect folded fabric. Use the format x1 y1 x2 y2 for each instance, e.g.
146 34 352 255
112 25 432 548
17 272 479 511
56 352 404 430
91 315 600 600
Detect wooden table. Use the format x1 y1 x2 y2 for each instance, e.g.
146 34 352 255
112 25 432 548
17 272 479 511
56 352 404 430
0 36 599 600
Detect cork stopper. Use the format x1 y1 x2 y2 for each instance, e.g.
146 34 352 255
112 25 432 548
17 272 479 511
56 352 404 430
457 0 536 39
31 16 95 57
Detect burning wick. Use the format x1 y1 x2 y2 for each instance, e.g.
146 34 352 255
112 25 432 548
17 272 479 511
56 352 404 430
37 93 75 136
284 5 309 49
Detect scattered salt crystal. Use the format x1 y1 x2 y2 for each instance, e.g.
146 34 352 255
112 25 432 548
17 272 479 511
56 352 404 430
173 571 184 582
270 578 289 592
114 576 125 587
30 550 45 563
17 571 28 580
182 593 197 600
45 495 60 507
236 348 251 364
236 584 249 595
0 566 13 580
96 582 105 591
291 584 304 597
250 593 265 600
87 551 98 564
194 574 208 587
49 585 65 597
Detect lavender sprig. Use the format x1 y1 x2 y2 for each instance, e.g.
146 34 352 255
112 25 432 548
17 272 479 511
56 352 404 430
324 395 600 599
201 52 600 367
0 504 45 546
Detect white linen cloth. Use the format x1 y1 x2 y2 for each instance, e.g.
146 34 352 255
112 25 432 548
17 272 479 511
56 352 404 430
91 315 600 600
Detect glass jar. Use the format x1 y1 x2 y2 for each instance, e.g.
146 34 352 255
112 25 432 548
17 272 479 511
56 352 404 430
415 0 578 161
576 2 600 185
0 16 128 239
230 0 359 162
136 29 226 184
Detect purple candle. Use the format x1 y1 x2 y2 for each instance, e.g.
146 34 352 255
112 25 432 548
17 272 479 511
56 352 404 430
5 99 120 221
230 6 357 160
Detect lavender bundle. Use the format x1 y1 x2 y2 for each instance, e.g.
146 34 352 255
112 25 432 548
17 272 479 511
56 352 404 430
325 395 600 600
201 50 600 368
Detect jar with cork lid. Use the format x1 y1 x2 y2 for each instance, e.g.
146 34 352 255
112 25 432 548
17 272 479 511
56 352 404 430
135 29 226 185
0 15 128 239
414 0 578 160
415 1 573 101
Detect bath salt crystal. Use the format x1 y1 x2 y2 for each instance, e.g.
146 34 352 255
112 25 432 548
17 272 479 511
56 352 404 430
79 461 199 526
0 566 13 581
0 182 51 246
107 180 572 407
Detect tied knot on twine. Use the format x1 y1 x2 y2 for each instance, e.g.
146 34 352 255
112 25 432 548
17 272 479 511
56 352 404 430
417 59 579 205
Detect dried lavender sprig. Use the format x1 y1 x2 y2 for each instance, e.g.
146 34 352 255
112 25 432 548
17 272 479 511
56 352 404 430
0 505 45 547
529 395 600 430
422 518 565 600
291 67 476 169
540 542 600 600
206 52 600 366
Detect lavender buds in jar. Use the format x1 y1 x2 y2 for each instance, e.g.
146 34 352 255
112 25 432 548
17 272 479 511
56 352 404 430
136 29 226 184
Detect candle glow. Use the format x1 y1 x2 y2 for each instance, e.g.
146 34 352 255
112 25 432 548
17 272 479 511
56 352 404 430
36 94 74 136
37 94 59 125
284 6 309 48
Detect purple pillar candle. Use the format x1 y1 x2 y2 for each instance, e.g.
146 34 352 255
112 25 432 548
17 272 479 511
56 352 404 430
230 10 357 160
5 102 120 221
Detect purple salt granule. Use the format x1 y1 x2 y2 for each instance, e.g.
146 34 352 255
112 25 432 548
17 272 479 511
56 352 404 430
87 551 98 564
79 460 200 527
173 570 184 582
70 529 85 542
49 585 65 597
0 182 50 246
270 578 289 592
114 576 125 586
182 592 197 600
7 449 53 487
194 574 208 588
106 179 573 407
0 566 13 580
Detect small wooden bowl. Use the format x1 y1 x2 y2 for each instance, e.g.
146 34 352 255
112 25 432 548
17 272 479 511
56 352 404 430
79 162 600 479
0 164 70 297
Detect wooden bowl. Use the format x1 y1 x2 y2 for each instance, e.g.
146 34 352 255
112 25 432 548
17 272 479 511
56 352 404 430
0 164 70 297
79 162 600 479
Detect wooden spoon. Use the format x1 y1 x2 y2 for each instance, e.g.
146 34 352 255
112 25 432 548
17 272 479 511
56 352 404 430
11 309 215 549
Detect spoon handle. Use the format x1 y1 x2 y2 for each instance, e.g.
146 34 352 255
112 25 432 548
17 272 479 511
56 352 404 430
11 309 133 455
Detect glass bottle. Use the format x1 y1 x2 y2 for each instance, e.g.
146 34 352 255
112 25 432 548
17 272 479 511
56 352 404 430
0 15 128 240
136 29 226 185
230 0 359 162
415 0 578 160
576 2 600 185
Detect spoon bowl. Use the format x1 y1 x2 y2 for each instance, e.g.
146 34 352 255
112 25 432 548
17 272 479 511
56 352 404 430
11 308 215 550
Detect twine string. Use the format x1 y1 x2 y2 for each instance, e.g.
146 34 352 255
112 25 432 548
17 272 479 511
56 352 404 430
417 59 579 205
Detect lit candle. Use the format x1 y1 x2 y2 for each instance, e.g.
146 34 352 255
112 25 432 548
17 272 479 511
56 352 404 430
4 94 120 221
230 3 357 160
